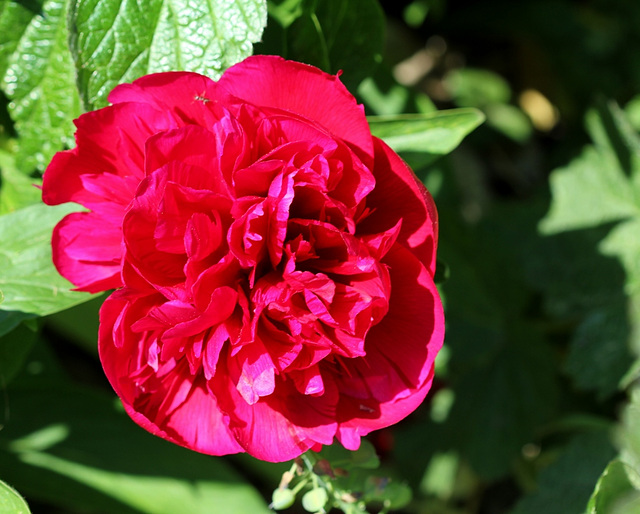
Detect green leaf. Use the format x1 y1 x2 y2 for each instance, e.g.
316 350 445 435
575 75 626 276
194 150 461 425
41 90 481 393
0 311 36 339
317 438 380 470
444 68 512 107
284 0 384 91
0 203 92 316
564 302 634 399
0 480 31 514
540 104 640 235
443 326 559 479
1 0 81 173
0 0 42 79
587 460 638 514
0 151 42 215
0 378 271 513
69 0 267 109
368 108 484 155
0 321 38 386
512 431 617 514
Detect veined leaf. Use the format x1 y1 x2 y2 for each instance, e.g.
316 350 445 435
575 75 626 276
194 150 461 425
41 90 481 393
69 0 267 109
1 0 81 173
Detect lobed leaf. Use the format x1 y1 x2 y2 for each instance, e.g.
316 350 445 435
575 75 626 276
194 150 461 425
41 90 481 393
69 0 267 109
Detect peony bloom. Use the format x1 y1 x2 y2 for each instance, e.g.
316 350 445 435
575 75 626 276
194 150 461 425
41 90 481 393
43 55 444 462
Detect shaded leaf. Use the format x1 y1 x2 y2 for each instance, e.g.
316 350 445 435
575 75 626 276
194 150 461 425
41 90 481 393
284 0 384 90
512 431 616 514
0 203 92 316
69 0 267 109
564 302 633 399
0 373 270 513
1 0 81 173
0 311 36 339
0 321 37 386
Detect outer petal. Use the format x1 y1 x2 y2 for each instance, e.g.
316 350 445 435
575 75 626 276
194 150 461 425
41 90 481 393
52 211 123 292
217 55 374 163
213 354 339 462
334 243 444 447
99 291 244 456
358 137 439 274
42 102 169 209
108 71 232 130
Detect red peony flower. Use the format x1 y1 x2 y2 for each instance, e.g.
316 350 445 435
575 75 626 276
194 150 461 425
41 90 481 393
43 56 445 462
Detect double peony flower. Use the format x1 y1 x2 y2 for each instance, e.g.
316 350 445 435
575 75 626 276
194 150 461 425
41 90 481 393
42 56 444 462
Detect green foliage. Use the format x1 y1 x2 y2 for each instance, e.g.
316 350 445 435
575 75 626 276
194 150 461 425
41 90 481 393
0 320 38 386
512 431 616 514
0 342 270 514
0 480 31 514
587 460 639 514
0 203 92 315
1 0 81 173
368 108 484 159
69 0 267 109
271 441 411 514
261 0 384 90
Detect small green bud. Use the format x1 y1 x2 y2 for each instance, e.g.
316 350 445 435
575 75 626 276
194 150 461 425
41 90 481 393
302 487 329 512
271 488 295 510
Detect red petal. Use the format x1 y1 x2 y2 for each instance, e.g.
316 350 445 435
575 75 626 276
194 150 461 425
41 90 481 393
51 211 123 292
358 137 439 274
218 55 374 164
334 243 444 439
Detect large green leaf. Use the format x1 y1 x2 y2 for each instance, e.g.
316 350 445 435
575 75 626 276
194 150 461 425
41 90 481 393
0 203 92 316
368 109 484 155
0 0 43 79
0 348 270 514
69 0 267 109
534 103 640 398
283 0 384 91
0 480 31 514
540 103 640 235
1 0 81 173
0 151 42 215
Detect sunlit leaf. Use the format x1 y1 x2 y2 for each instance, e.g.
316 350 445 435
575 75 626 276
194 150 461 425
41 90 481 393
0 480 31 514
1 0 81 173
0 203 92 316
368 108 484 155
69 0 267 109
